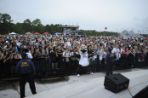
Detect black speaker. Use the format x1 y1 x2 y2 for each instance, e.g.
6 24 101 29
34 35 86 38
104 73 129 93
133 86 148 98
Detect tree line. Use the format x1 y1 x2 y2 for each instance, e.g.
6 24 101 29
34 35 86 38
0 13 119 36
0 13 62 34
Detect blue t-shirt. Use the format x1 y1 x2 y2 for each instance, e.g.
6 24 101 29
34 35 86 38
16 59 35 74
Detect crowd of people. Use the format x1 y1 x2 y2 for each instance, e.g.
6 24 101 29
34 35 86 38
0 33 148 78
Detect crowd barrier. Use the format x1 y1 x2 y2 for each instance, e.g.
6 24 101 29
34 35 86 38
0 53 148 80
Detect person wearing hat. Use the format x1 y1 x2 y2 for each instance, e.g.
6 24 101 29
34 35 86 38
16 53 37 98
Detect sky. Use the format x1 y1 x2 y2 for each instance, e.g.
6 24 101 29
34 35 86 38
0 0 148 33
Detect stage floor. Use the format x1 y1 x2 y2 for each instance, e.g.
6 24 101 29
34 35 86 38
0 68 148 98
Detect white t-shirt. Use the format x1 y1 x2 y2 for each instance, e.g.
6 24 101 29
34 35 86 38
26 52 33 59
111 47 121 60
79 52 89 67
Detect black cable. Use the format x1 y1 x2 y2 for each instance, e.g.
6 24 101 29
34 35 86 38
128 88 133 97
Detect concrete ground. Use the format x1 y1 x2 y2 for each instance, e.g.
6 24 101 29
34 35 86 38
0 68 147 98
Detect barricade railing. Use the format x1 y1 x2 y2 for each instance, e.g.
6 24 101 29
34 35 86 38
0 53 147 80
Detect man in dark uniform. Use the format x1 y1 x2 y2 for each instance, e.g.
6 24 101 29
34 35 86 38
16 53 37 98
105 46 115 76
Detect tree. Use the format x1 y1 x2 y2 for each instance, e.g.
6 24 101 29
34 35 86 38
31 19 44 32
0 13 12 34
0 13 12 23
45 25 51 32
23 19 32 32
49 24 61 33
24 19 31 24
32 19 41 26
0 13 2 22
14 23 24 34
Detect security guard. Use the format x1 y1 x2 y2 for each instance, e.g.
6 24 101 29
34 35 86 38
16 53 36 98
105 47 115 76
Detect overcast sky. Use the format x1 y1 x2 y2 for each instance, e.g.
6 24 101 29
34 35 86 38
0 0 148 33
